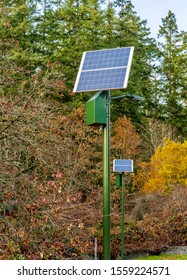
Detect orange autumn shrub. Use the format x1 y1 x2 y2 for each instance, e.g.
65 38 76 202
111 116 142 158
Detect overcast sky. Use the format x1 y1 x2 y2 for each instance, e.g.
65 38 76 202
131 0 187 38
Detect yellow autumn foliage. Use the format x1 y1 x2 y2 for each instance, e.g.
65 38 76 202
135 139 187 193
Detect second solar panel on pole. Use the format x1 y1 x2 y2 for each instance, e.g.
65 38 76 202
73 47 134 93
113 159 133 173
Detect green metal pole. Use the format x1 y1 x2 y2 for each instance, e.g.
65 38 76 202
121 172 125 260
103 90 111 260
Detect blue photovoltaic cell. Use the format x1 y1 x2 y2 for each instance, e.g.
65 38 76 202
77 68 127 92
113 159 133 173
82 48 131 70
73 47 134 92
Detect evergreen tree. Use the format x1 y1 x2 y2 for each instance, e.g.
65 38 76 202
102 0 117 48
110 0 158 125
157 11 187 136
0 0 66 100
27 0 62 61
0 0 35 96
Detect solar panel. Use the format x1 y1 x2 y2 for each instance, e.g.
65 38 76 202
73 47 134 93
113 159 133 173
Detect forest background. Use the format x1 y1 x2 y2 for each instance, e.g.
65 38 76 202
0 0 187 260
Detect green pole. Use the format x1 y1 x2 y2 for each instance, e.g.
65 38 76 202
121 172 125 260
103 90 110 260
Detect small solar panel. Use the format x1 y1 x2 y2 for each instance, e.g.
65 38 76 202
73 47 134 92
113 159 133 173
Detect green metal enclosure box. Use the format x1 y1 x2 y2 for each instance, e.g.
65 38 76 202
86 91 106 126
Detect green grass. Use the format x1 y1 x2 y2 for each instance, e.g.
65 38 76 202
137 254 187 260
